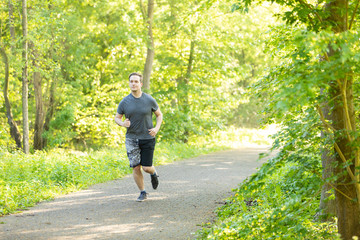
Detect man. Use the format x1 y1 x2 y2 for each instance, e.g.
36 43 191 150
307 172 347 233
115 72 163 202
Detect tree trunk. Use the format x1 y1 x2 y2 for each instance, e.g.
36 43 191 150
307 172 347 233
43 78 56 147
8 0 21 83
141 0 155 90
32 46 44 150
22 0 29 154
319 144 337 222
8 0 16 53
41 2 58 149
319 101 336 222
178 37 195 143
186 40 195 80
0 47 22 148
330 77 360 239
324 0 360 238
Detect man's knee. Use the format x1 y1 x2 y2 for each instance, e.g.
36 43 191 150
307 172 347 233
142 166 153 173
133 165 141 173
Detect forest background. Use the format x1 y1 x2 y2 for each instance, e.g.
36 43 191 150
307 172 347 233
0 0 272 151
1 0 360 239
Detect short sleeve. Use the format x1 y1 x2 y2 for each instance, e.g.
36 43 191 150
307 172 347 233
117 101 124 114
151 97 159 112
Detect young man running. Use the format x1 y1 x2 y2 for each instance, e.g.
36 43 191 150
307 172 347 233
115 72 163 202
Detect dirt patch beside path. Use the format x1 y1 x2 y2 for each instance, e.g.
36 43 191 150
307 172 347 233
0 147 270 240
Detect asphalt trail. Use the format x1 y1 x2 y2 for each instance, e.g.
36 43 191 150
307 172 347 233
0 146 270 240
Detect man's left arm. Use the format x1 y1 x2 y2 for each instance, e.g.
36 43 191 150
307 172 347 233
149 108 163 137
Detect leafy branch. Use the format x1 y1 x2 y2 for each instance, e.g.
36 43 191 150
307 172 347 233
297 0 324 24
349 0 360 30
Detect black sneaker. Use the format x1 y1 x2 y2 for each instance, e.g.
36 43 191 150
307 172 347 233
151 173 159 190
136 191 148 202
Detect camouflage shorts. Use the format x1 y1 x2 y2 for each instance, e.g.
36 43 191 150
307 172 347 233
125 138 155 168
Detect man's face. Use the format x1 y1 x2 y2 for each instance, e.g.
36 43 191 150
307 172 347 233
129 75 142 91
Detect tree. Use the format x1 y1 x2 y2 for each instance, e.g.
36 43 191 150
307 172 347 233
323 2 359 237
8 0 15 52
32 45 44 150
21 0 29 154
0 46 22 148
140 0 155 90
0 0 23 149
242 0 360 237
319 100 336 221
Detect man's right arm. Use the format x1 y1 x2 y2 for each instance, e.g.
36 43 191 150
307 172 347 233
115 113 131 127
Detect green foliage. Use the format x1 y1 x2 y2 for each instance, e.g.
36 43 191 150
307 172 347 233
254 25 360 123
196 107 341 239
149 2 277 141
42 103 76 148
228 0 360 237
0 119 11 151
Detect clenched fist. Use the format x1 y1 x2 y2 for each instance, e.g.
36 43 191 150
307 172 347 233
123 118 131 128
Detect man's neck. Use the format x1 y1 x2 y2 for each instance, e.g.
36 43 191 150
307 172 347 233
131 90 142 98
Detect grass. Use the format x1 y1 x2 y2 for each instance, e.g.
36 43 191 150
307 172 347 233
0 149 129 215
0 127 273 216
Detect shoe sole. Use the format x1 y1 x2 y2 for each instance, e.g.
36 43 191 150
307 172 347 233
151 175 159 190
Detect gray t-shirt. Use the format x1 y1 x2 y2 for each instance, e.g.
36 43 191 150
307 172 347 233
117 93 159 139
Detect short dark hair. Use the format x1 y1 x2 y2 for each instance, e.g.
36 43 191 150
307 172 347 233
128 72 143 82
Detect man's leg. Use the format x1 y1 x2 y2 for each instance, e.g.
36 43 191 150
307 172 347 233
133 165 148 202
125 138 149 201
126 138 143 190
143 166 159 190
139 139 159 190
133 165 145 191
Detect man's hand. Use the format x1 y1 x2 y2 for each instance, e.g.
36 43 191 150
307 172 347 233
148 109 162 137
115 113 131 128
148 127 159 137
123 118 131 128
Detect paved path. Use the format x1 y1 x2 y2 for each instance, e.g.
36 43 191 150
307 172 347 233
0 147 270 240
